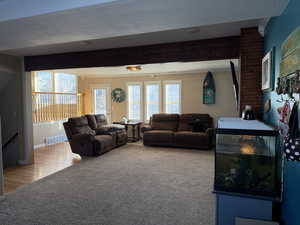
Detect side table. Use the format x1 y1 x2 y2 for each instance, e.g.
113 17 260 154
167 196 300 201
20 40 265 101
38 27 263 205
113 121 142 142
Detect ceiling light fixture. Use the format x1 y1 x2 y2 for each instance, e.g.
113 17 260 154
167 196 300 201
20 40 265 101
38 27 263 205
126 66 142 72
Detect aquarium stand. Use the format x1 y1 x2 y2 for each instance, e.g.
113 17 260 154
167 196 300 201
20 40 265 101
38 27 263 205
215 193 274 225
214 118 281 225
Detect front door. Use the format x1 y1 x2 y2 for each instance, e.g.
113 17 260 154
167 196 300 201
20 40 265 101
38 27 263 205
93 87 111 122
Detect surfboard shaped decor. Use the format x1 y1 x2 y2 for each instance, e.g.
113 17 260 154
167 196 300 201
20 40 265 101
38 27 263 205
203 71 215 104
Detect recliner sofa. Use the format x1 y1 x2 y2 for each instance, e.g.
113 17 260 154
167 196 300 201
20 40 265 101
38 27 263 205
142 113 214 149
64 114 127 157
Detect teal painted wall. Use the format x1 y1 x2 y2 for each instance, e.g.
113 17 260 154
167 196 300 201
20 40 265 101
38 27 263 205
263 0 300 224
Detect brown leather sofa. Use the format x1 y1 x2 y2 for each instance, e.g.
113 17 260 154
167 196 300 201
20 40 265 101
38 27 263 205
63 114 127 157
86 114 128 146
142 113 214 149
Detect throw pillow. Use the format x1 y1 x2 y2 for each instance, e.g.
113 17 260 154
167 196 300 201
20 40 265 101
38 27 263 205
190 119 207 132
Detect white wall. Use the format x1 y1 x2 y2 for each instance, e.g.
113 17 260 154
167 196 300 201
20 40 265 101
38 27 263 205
0 54 23 168
33 121 67 148
79 71 239 124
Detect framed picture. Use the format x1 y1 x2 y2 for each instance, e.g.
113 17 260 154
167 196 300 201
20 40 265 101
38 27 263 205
262 50 273 91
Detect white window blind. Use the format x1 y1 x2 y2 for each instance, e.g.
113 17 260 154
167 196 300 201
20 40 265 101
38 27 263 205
35 71 53 92
145 83 160 121
54 73 77 104
128 84 142 121
164 82 181 114
94 88 107 115
55 73 77 94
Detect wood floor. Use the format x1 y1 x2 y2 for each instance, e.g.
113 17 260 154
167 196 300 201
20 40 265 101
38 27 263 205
4 142 81 193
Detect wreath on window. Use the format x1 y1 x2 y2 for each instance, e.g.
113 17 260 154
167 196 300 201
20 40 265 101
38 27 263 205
111 88 126 103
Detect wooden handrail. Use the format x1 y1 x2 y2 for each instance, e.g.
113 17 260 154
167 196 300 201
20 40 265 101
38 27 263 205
32 92 83 123
2 132 18 150
32 92 80 96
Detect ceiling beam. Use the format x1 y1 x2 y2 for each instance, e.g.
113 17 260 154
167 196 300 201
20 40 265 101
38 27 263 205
24 36 240 71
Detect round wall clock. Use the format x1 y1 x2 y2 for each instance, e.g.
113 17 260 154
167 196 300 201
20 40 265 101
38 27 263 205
111 88 126 103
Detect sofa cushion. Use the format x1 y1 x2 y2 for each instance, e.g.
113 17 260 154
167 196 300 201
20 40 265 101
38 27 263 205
86 114 97 130
86 114 108 129
95 114 107 128
69 116 96 136
151 114 179 131
143 130 174 145
178 114 212 132
190 119 207 132
174 131 209 147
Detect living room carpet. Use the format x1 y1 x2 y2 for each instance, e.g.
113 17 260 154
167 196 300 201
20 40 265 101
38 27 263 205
0 143 215 225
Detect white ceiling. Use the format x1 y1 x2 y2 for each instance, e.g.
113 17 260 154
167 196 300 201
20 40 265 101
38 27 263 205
52 59 239 78
3 20 261 56
0 0 289 56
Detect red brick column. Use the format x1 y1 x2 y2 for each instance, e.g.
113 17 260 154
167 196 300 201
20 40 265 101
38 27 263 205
239 27 264 119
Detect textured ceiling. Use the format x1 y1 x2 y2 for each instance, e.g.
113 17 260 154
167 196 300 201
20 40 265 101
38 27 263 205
0 0 290 56
3 20 260 56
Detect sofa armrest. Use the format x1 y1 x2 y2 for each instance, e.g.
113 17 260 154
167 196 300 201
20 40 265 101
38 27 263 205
70 133 96 156
206 128 215 136
206 128 215 147
95 125 125 135
141 125 152 133
72 133 95 142
94 127 112 135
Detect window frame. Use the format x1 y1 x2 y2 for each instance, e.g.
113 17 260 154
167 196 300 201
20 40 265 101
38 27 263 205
33 71 78 94
163 80 182 114
33 71 54 93
54 72 78 94
127 82 143 122
32 71 80 124
144 81 162 122
90 84 112 123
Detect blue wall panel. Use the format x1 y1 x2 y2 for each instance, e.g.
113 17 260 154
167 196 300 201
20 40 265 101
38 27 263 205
263 0 300 224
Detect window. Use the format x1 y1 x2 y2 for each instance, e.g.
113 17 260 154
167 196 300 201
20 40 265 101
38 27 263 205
145 82 161 121
35 71 53 92
127 83 142 121
55 73 77 94
94 88 107 115
34 72 77 93
32 71 81 123
54 73 77 104
163 81 181 114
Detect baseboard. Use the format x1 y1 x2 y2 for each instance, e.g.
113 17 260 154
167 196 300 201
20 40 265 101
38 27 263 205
18 159 30 166
34 144 46 149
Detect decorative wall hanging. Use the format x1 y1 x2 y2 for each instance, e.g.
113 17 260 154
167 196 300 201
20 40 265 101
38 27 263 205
276 26 300 97
277 25 300 163
280 26 300 77
203 71 215 104
111 88 126 103
262 49 273 91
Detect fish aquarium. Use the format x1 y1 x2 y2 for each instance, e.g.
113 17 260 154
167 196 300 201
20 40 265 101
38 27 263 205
215 118 281 199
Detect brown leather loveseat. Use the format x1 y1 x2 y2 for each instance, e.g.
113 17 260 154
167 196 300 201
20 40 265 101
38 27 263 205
64 114 127 156
143 113 214 149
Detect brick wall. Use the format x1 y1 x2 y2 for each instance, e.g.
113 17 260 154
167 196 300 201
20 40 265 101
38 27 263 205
239 27 264 119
